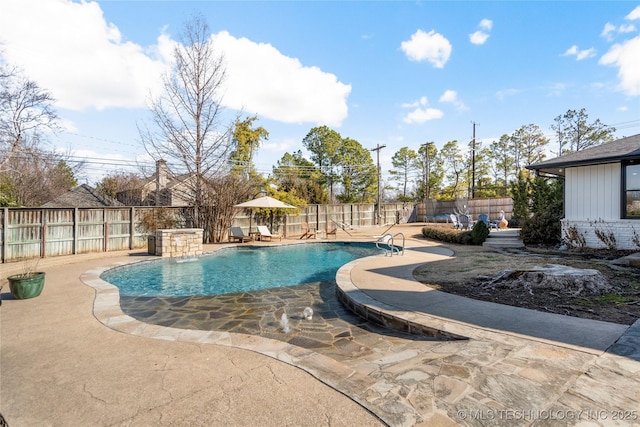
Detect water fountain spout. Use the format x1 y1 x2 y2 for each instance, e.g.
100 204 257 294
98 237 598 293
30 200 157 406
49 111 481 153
303 307 313 320
280 313 291 333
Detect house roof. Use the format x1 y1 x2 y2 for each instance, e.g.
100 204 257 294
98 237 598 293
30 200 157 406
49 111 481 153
41 184 124 208
527 133 640 176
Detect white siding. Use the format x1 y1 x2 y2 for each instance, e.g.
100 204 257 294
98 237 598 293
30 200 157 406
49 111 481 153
565 163 620 221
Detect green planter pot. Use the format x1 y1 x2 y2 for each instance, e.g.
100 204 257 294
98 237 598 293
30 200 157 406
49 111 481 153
8 272 46 299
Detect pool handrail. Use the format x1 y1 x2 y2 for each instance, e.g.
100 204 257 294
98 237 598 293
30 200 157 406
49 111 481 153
375 232 405 256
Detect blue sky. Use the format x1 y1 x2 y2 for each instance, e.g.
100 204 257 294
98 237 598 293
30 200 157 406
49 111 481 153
1 1 639 184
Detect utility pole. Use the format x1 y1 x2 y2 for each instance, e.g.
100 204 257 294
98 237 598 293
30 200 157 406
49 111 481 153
370 144 386 225
471 121 479 199
555 115 563 156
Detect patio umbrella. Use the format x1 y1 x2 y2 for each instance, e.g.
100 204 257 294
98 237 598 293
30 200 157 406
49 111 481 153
234 196 297 234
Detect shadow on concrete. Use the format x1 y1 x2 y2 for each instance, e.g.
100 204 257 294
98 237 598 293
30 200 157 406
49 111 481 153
351 263 630 353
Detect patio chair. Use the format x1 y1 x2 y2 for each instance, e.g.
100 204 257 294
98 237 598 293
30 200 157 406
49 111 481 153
478 214 498 230
449 214 460 229
256 225 281 241
326 224 338 239
458 214 471 230
228 226 252 243
300 222 316 239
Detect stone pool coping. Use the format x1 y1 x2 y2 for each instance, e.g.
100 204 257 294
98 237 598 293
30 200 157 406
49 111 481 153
5 226 640 426
79 241 454 425
78 238 636 426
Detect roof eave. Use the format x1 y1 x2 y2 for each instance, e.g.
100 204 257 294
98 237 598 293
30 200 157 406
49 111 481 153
527 154 640 176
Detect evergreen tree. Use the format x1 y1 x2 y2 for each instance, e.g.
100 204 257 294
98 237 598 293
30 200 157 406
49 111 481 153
389 147 418 201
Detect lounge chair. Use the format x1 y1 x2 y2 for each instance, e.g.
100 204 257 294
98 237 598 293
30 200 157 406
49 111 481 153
330 219 353 236
228 226 251 243
256 225 281 241
326 225 337 239
300 222 316 239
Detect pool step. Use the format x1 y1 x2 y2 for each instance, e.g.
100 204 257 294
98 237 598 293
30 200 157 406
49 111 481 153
335 286 467 341
483 229 524 248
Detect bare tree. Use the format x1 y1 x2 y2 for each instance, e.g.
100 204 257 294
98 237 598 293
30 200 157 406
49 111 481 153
1 146 79 206
94 170 146 205
0 64 59 171
139 15 236 229
202 174 259 243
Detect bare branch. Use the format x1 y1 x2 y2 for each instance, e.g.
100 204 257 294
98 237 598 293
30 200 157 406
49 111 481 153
1 69 59 171
139 15 238 228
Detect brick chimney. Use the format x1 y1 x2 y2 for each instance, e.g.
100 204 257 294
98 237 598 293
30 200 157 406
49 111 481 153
156 159 168 192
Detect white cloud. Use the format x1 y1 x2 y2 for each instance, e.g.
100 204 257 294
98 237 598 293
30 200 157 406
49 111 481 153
599 35 640 96
402 108 443 124
546 82 568 97
400 29 452 68
470 19 492 45
619 24 637 33
601 23 617 41
495 88 520 100
401 96 428 108
626 5 640 20
439 89 467 110
602 7 640 41
469 31 489 45
214 31 351 126
439 90 456 103
0 0 350 126
262 138 297 153
0 0 170 111
401 96 443 124
563 45 596 60
479 19 493 31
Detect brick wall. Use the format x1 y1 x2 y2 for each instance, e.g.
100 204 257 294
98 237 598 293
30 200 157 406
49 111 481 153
562 219 640 250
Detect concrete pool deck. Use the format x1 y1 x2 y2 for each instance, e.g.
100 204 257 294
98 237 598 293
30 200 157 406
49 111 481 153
2 223 640 426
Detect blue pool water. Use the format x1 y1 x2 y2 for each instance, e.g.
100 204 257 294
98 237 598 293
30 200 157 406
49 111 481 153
101 242 383 297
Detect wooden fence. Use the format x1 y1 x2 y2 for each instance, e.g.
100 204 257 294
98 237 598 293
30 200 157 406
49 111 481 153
415 197 514 222
0 203 407 263
231 202 410 238
0 207 193 263
0 199 512 263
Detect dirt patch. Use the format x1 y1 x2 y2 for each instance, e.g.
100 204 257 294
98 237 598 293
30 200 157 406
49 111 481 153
412 242 640 325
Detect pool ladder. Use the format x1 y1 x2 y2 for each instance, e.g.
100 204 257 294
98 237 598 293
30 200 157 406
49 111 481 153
375 232 405 256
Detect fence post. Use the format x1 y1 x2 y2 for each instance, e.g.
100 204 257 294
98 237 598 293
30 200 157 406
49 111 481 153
41 209 46 258
129 207 134 250
2 207 7 263
103 209 107 252
73 208 78 255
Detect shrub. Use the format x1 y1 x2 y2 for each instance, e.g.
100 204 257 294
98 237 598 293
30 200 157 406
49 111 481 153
509 218 522 228
421 226 474 245
470 220 489 245
139 207 178 233
521 201 562 245
520 174 563 246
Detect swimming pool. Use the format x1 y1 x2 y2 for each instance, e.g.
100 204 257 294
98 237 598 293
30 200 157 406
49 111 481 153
101 242 384 297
